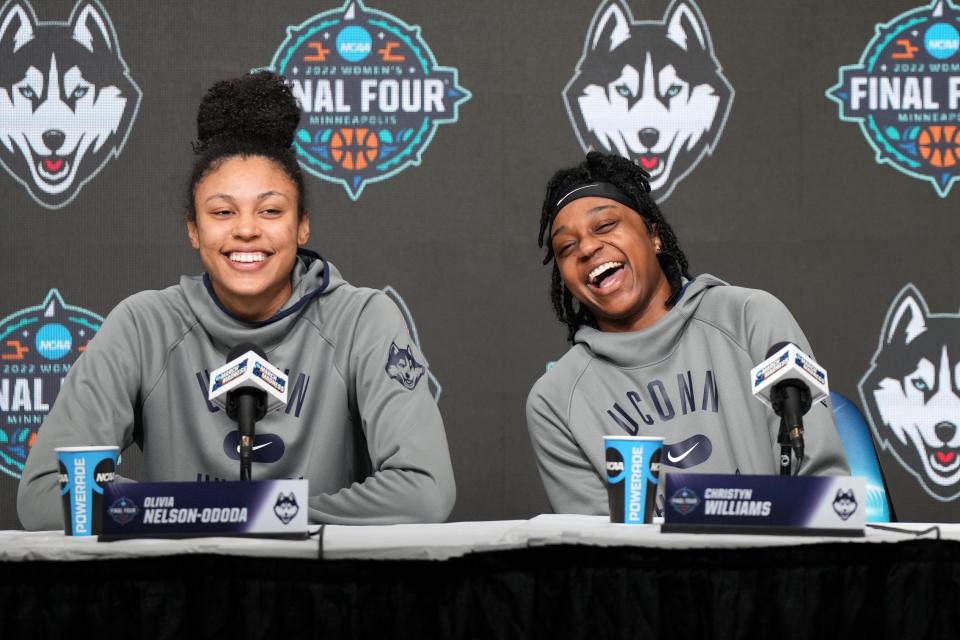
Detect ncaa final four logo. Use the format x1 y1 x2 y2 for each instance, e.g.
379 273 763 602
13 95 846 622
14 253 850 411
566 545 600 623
0 290 102 479
827 0 960 197
268 0 470 200
0 0 141 209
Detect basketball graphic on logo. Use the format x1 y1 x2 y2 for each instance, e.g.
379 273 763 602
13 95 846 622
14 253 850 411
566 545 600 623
329 128 380 170
918 125 959 168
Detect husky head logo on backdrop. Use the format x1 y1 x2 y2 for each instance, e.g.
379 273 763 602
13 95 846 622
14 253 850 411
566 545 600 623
859 285 960 501
564 0 734 201
0 0 141 209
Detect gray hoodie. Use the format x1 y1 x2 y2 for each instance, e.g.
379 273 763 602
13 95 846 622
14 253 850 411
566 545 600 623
18 250 455 529
526 275 849 515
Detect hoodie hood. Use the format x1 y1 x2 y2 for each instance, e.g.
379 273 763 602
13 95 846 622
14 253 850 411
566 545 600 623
573 274 728 368
180 248 346 353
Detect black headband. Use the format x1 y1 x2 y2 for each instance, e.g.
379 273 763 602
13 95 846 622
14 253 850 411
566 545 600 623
543 180 651 264
549 182 641 227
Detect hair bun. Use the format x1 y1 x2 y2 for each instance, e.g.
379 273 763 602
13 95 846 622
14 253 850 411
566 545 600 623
194 71 300 152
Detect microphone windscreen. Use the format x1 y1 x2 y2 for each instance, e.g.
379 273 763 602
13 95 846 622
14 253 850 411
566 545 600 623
227 342 267 363
765 341 793 359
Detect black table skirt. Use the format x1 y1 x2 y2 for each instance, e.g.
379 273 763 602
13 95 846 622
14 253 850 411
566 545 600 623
2 540 959 639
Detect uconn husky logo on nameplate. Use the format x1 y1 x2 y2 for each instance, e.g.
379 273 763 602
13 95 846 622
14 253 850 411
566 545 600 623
0 0 141 208
564 0 734 202
268 0 470 199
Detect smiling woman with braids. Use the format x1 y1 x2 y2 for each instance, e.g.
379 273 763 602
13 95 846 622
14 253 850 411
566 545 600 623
526 152 848 515
18 71 455 528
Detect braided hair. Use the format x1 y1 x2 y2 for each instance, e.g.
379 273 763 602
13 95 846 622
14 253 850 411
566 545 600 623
537 152 691 342
186 71 307 221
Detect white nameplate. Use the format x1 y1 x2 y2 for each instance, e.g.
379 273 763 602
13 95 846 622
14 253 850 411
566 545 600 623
99 480 308 540
662 473 865 536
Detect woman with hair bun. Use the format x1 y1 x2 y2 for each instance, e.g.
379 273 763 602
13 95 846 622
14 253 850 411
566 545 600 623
18 72 456 528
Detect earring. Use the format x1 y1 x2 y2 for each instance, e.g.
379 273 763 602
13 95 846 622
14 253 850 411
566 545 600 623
655 241 662 253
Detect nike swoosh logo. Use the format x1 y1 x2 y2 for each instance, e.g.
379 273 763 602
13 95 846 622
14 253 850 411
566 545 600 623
667 442 699 463
235 442 273 453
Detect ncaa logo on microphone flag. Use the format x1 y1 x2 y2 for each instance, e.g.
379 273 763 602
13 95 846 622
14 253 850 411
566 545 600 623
827 0 960 197
267 0 470 200
0 290 102 479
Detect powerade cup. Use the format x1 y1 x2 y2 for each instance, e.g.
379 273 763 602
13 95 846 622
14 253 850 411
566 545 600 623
56 446 118 536
604 436 662 524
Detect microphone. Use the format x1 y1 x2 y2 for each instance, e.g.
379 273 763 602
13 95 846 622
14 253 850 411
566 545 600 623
207 343 288 480
750 342 829 473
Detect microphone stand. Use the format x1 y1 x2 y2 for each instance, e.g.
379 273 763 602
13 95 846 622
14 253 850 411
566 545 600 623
228 389 266 481
772 381 809 476
777 418 793 476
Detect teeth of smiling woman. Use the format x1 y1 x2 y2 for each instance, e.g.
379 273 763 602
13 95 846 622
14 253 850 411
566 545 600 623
229 252 266 263
588 261 623 284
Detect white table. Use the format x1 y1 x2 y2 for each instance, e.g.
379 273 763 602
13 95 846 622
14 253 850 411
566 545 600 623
0 515 948 561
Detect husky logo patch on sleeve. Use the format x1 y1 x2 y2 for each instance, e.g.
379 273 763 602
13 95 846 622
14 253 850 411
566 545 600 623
382 286 441 401
859 284 960 501
385 341 424 390
0 0 141 209
563 0 734 202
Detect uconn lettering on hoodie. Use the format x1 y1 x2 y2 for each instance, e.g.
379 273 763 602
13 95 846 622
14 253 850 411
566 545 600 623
606 369 718 435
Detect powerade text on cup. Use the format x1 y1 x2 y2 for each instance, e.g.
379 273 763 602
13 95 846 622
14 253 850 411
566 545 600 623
604 436 662 524
56 446 118 536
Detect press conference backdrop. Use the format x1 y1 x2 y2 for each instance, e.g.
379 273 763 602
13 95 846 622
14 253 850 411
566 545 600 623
1 0 959 527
